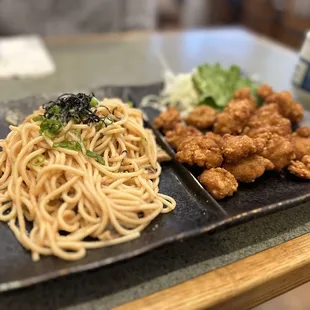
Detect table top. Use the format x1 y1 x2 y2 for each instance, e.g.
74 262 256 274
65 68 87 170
1 27 310 310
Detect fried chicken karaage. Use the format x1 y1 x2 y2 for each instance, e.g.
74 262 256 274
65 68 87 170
243 104 292 138
288 155 310 179
255 132 295 171
265 90 304 123
199 168 238 200
223 155 274 182
205 132 223 148
233 87 257 109
221 134 257 163
165 123 202 150
175 136 223 169
213 99 255 135
153 83 308 200
184 105 217 129
153 106 181 133
291 126 310 160
257 84 274 100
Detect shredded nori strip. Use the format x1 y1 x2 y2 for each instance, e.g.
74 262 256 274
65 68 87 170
42 93 103 125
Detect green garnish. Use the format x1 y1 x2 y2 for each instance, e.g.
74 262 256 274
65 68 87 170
127 101 133 107
90 97 99 107
192 63 259 110
39 118 63 138
53 141 82 151
86 150 105 165
30 154 45 166
32 115 44 122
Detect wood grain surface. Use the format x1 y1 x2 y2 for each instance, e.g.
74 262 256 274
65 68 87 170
114 232 310 310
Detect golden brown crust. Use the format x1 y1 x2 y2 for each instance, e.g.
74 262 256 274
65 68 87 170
291 135 310 160
175 136 223 169
233 87 257 110
257 84 274 100
165 124 202 150
213 99 255 135
184 106 217 129
205 132 224 148
221 134 257 163
254 132 295 171
199 168 238 200
223 155 274 182
243 104 292 138
294 126 310 138
153 106 181 133
288 155 310 179
265 91 304 123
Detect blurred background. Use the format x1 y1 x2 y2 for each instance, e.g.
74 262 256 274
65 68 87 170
1 0 310 49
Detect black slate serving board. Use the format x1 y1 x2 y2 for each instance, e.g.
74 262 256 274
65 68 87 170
0 83 309 292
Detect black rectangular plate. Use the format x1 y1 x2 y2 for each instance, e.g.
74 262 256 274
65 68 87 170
0 83 309 292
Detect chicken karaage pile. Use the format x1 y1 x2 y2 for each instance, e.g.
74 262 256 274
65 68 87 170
153 83 309 200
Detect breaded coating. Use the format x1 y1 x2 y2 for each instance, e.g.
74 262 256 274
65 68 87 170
199 168 238 200
153 106 181 133
295 126 310 137
165 124 202 150
213 99 255 135
243 104 292 138
175 136 223 169
233 87 257 110
184 105 217 129
205 132 223 148
223 155 274 182
265 91 304 123
255 132 295 171
221 134 257 163
257 84 273 100
288 155 310 179
291 130 310 160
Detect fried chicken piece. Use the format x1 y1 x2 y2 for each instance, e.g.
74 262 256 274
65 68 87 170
295 126 310 137
184 106 217 129
288 155 310 179
243 104 292 138
255 132 295 171
223 155 274 182
265 91 304 123
165 124 202 150
221 134 257 163
153 106 181 133
233 87 257 109
199 168 238 200
205 132 223 148
291 128 310 160
257 84 273 100
175 136 223 169
213 99 255 135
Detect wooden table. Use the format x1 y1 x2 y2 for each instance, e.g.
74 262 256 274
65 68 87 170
1 27 310 310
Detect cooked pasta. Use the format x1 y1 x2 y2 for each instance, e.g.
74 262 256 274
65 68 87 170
0 94 175 261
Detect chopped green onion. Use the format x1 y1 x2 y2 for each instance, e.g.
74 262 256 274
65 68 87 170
86 150 105 165
40 118 63 138
30 154 45 166
53 141 82 151
90 97 99 107
32 115 44 122
127 101 133 107
50 105 61 114
104 115 114 126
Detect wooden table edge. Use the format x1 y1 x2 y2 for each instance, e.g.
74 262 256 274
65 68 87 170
114 232 310 310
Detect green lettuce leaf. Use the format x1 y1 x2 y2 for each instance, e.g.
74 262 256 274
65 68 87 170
192 63 260 110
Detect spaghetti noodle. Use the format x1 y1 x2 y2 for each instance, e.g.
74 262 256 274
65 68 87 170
0 96 175 261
